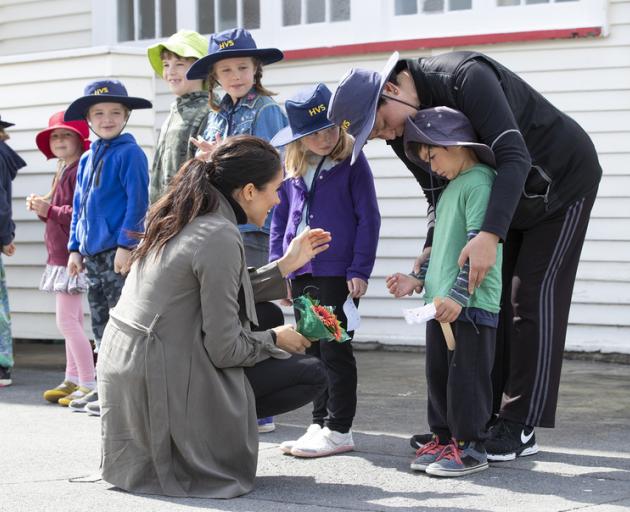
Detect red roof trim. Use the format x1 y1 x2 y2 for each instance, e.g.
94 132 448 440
282 27 602 61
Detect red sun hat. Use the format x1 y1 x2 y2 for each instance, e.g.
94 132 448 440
36 111 91 160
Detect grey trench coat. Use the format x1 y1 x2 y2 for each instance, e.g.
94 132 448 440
98 193 288 498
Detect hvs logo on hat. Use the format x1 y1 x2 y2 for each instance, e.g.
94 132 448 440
308 104 326 117
341 120 351 130
93 87 110 95
219 40 235 49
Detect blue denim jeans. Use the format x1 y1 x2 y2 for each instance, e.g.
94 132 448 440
0 257 13 368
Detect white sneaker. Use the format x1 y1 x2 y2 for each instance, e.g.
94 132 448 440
291 426 354 458
280 424 322 454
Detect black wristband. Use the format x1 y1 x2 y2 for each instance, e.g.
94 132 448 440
268 329 277 345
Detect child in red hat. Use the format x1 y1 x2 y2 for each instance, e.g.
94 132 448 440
27 111 95 407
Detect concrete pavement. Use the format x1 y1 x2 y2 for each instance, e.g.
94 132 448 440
1 341 629 512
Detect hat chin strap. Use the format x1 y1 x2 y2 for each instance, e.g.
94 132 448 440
380 94 420 111
85 112 131 140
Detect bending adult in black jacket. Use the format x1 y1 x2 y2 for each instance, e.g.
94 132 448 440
328 51 602 461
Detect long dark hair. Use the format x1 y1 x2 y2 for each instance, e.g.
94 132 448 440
132 135 280 263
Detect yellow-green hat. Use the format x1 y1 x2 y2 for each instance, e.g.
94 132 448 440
147 30 208 77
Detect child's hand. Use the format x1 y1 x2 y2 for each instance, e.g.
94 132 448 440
434 297 462 323
190 134 222 162
347 277 368 298
28 196 51 217
67 252 84 276
114 247 132 275
386 273 422 298
279 282 292 307
2 243 16 257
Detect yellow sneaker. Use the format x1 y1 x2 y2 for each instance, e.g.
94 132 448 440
58 386 91 407
43 381 78 403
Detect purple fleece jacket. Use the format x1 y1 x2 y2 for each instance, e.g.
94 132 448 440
270 152 380 281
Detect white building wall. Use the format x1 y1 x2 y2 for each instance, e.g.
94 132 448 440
1 0 628 353
0 0 92 56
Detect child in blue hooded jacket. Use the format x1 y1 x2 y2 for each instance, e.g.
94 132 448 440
65 79 151 415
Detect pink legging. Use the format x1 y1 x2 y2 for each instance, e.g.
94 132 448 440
57 293 95 385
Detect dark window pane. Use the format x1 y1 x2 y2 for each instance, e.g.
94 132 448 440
243 0 260 29
198 0 216 34
422 0 444 12
449 0 471 9
497 0 520 5
331 0 350 21
161 0 177 36
118 0 135 41
283 0 301 25
306 0 325 23
218 0 237 30
395 0 418 15
139 0 156 39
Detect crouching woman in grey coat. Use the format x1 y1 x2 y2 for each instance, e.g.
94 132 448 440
98 135 330 498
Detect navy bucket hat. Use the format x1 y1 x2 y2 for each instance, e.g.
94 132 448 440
64 80 153 121
0 115 14 129
186 28 283 80
271 83 335 147
404 107 496 168
328 52 399 164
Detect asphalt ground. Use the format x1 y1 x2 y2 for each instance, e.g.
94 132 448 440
1 341 629 512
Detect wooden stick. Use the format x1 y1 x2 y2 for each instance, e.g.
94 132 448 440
433 298 456 351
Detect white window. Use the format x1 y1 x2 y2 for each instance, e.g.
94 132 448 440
117 0 178 41
281 0 351 26
197 0 261 34
395 0 471 15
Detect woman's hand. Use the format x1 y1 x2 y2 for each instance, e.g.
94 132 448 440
386 273 422 298
190 134 222 162
27 195 51 217
67 252 84 276
114 247 132 275
434 297 462 324
272 324 312 353
347 277 368 299
277 228 331 277
458 231 499 293
2 243 16 257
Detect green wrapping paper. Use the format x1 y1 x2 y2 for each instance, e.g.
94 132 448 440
293 293 350 343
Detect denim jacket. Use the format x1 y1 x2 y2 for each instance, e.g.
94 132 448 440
203 88 287 234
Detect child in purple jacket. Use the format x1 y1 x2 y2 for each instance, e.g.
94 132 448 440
28 111 96 407
270 83 380 458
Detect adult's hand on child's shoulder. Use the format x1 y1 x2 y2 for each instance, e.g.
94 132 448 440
67 252 83 276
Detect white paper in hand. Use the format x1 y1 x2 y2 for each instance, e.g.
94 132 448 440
403 303 436 325
343 295 361 331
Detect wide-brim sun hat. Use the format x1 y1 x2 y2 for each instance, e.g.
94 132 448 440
271 83 335 147
186 28 283 80
65 79 153 121
147 29 208 77
36 111 91 160
0 115 15 129
403 107 496 168
328 52 400 164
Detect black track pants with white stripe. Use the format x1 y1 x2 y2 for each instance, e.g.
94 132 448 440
492 190 597 428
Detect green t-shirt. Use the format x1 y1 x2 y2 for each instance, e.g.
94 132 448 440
424 164 502 313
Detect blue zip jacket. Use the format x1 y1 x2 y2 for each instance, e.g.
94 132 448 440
68 133 149 256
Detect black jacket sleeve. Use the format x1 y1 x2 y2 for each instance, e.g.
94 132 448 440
454 60 532 240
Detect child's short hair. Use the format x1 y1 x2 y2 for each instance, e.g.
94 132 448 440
207 57 276 112
284 129 353 178
160 48 197 64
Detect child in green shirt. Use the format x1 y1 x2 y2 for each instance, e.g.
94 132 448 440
147 30 209 203
387 107 504 477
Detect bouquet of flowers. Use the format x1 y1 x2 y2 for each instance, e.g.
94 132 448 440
293 293 350 343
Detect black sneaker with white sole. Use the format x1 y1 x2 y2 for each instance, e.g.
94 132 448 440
486 418 539 461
